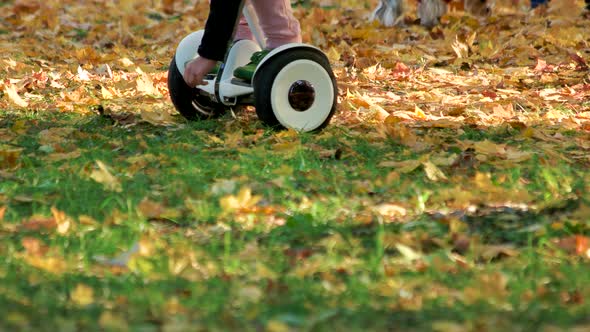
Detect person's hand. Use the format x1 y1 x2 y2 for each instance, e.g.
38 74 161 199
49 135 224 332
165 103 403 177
183 57 217 88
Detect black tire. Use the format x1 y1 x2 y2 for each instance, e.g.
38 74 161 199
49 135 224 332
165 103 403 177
253 48 337 132
167 56 225 120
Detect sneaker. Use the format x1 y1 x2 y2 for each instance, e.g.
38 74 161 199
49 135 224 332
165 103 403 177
233 49 271 82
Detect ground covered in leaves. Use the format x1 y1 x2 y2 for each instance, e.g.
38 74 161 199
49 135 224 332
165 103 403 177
1 0 590 330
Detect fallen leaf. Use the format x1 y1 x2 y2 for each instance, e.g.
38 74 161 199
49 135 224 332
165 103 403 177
555 235 590 257
137 198 165 219
43 150 82 162
89 160 122 192
24 255 66 274
477 244 519 261
533 58 548 72
0 206 5 221
13 0 41 13
378 159 422 173
219 187 261 214
568 52 588 71
373 203 407 220
119 58 135 67
395 243 422 261
77 65 91 81
472 140 506 157
452 36 469 59
140 109 177 126
50 206 72 235
4 84 28 107
19 215 56 232
71 284 94 306
136 71 159 96
422 160 447 181
21 237 47 256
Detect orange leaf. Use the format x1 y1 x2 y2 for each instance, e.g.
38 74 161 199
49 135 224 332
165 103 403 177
575 235 589 256
555 235 590 257
21 237 48 256
19 215 57 232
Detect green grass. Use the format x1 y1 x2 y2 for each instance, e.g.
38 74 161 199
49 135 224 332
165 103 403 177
1 109 589 331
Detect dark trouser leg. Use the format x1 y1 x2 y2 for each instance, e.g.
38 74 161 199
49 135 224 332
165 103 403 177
530 0 548 8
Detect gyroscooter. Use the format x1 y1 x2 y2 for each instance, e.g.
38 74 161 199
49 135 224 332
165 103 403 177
167 1 338 132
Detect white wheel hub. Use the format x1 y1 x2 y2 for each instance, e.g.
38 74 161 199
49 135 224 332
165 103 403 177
270 60 334 132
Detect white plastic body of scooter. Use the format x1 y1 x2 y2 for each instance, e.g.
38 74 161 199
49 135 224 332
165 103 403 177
174 30 260 102
169 1 337 131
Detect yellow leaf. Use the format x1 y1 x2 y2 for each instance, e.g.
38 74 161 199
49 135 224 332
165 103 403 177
43 150 82 162
50 206 72 235
38 127 75 146
414 105 427 120
325 46 341 62
266 320 291 332
101 85 114 99
99 311 129 331
373 203 407 219
422 161 447 181
71 284 94 306
140 109 176 126
136 72 159 96
432 321 469 332
395 244 422 261
11 120 27 134
119 57 134 67
4 84 28 107
452 36 470 59
0 206 5 222
238 285 263 303
505 148 533 162
473 140 506 157
89 160 122 192
378 159 421 173
219 187 261 214
138 237 156 257
24 255 66 274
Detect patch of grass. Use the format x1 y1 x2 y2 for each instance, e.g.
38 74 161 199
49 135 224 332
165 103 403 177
2 110 590 331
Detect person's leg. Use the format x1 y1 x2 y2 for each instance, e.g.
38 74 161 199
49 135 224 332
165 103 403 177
233 0 301 81
250 0 301 48
235 6 254 41
530 0 548 8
